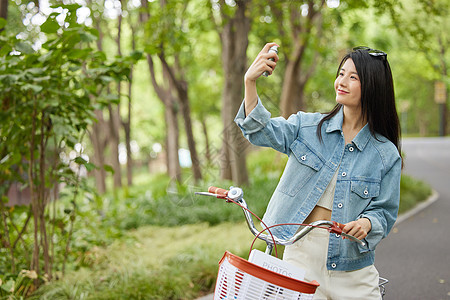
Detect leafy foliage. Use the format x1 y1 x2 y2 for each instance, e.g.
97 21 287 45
0 3 139 294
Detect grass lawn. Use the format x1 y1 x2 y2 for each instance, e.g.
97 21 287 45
33 221 267 299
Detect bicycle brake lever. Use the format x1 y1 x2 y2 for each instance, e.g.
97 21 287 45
195 192 228 199
340 232 366 246
330 221 366 246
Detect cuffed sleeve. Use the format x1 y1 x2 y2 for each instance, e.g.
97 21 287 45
234 97 272 135
234 98 306 155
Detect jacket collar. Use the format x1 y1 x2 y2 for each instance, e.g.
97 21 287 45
326 107 371 151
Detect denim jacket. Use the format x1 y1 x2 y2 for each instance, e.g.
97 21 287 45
235 98 402 271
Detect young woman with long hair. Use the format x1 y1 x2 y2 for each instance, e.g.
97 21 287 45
235 44 402 299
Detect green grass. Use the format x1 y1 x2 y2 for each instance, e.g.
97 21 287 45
399 173 432 214
32 222 267 300
31 148 432 299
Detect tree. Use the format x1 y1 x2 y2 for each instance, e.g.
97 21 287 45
383 0 449 135
0 3 134 290
264 0 328 118
141 0 203 183
210 0 251 185
139 0 181 183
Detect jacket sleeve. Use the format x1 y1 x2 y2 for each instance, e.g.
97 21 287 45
358 156 402 252
234 98 301 155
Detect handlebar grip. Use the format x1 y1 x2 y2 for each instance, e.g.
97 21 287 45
331 221 345 234
208 186 229 196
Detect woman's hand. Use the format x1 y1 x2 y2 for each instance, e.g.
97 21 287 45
244 42 279 83
244 43 279 116
342 218 372 240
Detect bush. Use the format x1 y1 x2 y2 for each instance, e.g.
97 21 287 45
399 173 432 214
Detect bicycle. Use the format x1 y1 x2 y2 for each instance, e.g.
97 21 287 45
196 186 388 299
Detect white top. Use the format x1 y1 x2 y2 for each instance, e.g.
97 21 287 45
316 168 339 210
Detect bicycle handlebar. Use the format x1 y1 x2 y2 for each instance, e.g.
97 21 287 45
196 186 365 250
208 186 228 197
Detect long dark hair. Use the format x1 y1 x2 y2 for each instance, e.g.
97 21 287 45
317 48 402 160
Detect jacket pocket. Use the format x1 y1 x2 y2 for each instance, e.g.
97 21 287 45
277 139 324 197
350 180 380 199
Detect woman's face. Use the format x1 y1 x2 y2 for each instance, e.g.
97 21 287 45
334 58 361 109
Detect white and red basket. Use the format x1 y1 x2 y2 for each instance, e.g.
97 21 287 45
214 251 319 300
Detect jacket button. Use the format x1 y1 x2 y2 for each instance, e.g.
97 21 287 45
349 146 354 152
301 155 306 161
338 203 343 208
342 172 347 177
331 263 337 269
364 189 369 195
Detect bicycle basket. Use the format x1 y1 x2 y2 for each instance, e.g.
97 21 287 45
215 251 319 300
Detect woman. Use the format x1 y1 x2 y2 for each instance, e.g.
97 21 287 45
234 43 402 299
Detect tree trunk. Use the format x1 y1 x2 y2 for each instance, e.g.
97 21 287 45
218 0 251 185
89 110 107 194
89 3 107 193
275 1 325 118
39 115 50 279
124 75 133 186
123 19 137 187
164 96 181 182
0 0 7 21
200 118 212 165
159 54 202 182
108 9 123 189
178 92 202 181
107 102 122 188
280 59 304 117
280 57 309 118
140 0 182 183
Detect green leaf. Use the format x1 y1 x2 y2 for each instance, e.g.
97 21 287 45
1 279 14 292
15 42 34 54
0 44 12 56
33 76 51 82
21 84 43 93
129 50 144 61
85 162 97 172
0 17 6 30
38 50 53 63
103 164 115 174
41 17 60 34
99 75 115 83
74 156 88 165
80 32 97 43
27 68 46 75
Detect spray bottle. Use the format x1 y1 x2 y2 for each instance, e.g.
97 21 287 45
262 45 279 77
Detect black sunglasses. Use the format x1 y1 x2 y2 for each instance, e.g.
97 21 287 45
353 46 387 59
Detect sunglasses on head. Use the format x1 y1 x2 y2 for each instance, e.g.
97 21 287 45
353 46 387 59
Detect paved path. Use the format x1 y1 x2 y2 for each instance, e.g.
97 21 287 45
375 137 450 299
197 137 450 300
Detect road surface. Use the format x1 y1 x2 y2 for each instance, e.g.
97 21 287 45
376 137 450 300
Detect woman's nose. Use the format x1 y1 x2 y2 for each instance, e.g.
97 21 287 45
338 76 348 87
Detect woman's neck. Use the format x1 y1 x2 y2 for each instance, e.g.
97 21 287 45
342 106 366 144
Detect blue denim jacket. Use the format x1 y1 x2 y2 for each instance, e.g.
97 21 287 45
235 98 402 271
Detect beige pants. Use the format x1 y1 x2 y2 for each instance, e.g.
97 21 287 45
283 228 381 300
